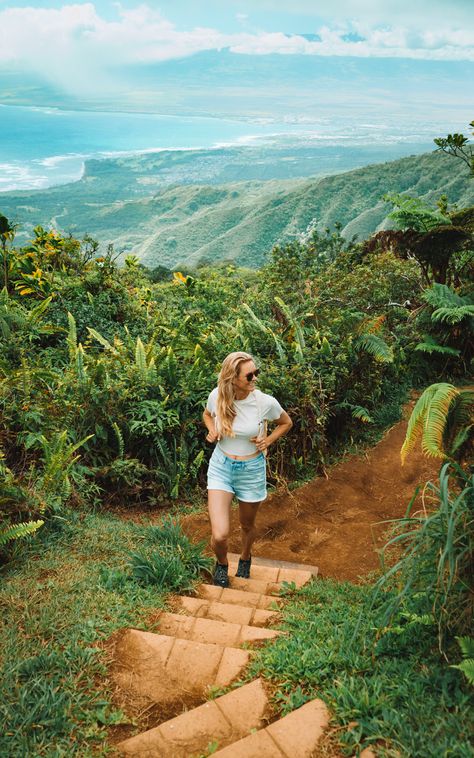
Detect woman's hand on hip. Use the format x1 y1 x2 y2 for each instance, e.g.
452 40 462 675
206 430 220 443
250 435 269 452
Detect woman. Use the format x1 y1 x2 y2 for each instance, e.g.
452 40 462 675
203 351 293 587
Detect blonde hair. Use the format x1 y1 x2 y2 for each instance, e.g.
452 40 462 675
216 351 254 437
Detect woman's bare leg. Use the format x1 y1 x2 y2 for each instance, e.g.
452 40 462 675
238 500 261 560
208 489 234 564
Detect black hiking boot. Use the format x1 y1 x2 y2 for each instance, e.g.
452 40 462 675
213 562 229 588
235 555 252 579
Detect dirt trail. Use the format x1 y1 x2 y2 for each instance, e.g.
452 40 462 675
183 407 439 582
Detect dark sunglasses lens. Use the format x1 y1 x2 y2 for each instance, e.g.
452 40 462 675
246 368 260 381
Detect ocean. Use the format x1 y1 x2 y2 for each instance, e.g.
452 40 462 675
0 103 444 193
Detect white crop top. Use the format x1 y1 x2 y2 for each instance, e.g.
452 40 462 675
206 388 284 456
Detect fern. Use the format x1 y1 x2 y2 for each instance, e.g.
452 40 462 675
415 336 460 356
0 520 44 546
354 333 394 363
135 337 147 379
336 401 374 423
67 311 77 363
401 383 460 463
451 637 474 686
431 305 474 325
87 327 117 353
423 283 465 309
112 422 124 459
75 343 87 382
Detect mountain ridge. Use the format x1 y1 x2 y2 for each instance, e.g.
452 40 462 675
2 149 473 268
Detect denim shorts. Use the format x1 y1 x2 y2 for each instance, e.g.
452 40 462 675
207 446 267 502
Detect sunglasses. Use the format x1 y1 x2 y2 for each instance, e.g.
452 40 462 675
244 368 260 382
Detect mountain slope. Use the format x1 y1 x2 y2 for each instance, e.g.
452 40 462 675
2 150 473 268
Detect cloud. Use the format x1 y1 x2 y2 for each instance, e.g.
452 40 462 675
0 2 473 99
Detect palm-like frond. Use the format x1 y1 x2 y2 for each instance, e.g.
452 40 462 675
401 383 459 463
241 302 286 360
336 401 374 423
0 520 44 546
423 283 465 309
67 312 77 363
274 296 306 362
457 636 474 659
354 333 394 363
135 337 147 379
87 327 117 353
414 336 460 356
431 305 474 325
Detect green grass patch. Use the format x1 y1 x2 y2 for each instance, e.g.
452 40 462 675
251 579 473 757
0 511 209 756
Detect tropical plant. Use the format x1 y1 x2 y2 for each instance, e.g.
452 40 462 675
451 636 474 686
376 462 473 646
0 214 17 291
0 520 44 547
129 517 212 590
401 383 473 465
434 119 474 176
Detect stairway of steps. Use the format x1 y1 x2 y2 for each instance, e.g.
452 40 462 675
115 554 329 757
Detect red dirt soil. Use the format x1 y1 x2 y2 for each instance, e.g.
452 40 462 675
182 406 440 582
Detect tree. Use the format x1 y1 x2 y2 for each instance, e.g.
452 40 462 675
434 120 474 176
0 214 17 291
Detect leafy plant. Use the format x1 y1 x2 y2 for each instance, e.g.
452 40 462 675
375 462 473 644
129 517 212 590
401 383 473 464
0 519 44 546
451 637 474 686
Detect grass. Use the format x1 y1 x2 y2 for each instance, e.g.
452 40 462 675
0 510 209 757
251 578 474 757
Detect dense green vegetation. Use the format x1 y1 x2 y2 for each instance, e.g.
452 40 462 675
252 577 473 757
2 149 474 268
0 138 473 755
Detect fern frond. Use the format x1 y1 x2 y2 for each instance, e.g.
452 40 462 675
431 305 474 324
423 283 465 309
135 337 147 379
357 315 386 335
401 384 440 464
414 337 460 356
87 327 117 353
452 659 474 685
336 401 373 423
457 636 474 659
67 312 77 363
401 383 459 464
422 384 462 458
354 333 394 363
112 422 124 459
351 405 374 423
75 344 87 382
0 520 44 546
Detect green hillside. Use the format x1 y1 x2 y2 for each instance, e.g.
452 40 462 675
2 150 473 268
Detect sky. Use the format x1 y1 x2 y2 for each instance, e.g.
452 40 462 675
0 1 472 122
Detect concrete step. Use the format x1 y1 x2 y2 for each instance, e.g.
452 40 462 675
176 596 279 627
156 611 282 647
228 552 319 578
117 678 270 757
212 697 329 757
227 557 315 588
113 630 250 706
197 583 284 610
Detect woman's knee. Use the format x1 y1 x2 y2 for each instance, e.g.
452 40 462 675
239 520 256 535
211 530 230 545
